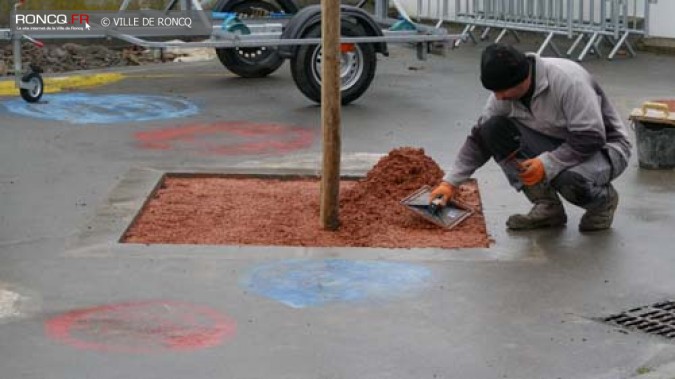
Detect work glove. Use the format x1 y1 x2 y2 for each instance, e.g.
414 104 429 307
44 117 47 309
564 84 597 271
429 182 456 206
519 158 545 186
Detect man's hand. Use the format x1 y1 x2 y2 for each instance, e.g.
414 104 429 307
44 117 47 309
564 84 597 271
519 158 545 186
429 182 456 206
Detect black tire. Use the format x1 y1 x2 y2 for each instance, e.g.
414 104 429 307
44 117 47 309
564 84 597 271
19 72 43 103
215 0 284 78
290 21 377 105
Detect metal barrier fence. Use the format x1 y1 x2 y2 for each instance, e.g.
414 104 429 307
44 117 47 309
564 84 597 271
413 0 651 60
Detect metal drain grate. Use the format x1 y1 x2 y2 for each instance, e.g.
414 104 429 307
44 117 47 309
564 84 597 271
604 301 675 339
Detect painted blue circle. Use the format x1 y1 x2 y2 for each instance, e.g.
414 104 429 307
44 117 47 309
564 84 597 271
3 93 199 124
242 259 431 308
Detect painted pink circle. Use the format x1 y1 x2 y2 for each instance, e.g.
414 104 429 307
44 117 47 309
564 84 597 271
45 300 236 353
134 121 316 155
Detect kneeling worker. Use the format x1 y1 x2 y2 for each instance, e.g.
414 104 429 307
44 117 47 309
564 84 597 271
431 43 631 231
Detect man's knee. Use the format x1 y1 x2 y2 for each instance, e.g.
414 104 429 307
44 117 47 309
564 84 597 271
476 116 520 160
478 116 518 142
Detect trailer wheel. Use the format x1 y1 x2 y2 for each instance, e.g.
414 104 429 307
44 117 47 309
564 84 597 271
216 0 284 78
19 72 44 103
291 22 377 105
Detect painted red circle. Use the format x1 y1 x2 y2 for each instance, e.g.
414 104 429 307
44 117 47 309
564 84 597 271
45 300 236 353
134 121 316 155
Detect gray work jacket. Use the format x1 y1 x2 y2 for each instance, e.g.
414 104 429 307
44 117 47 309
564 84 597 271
443 54 632 186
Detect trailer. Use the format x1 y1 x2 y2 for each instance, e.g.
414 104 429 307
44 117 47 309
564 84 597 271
1 0 461 104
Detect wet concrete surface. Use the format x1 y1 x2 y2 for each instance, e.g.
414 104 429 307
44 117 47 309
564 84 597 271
1 41 675 378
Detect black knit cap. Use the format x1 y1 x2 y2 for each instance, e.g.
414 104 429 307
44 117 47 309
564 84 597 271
480 43 530 91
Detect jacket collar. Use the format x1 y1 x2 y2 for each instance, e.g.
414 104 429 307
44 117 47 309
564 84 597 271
526 53 549 98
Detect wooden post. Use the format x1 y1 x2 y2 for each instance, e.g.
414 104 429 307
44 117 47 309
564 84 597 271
319 0 341 230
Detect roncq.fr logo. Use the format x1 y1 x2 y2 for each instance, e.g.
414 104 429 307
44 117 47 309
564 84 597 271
15 14 90 26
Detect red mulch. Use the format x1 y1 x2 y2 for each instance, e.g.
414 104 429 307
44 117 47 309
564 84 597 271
122 147 490 248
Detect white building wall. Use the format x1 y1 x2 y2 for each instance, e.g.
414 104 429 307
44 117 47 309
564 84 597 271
647 0 675 38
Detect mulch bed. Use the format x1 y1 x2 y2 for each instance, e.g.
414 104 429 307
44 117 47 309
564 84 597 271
122 147 490 248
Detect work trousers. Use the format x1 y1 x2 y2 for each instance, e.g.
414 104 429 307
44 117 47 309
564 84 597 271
479 116 628 210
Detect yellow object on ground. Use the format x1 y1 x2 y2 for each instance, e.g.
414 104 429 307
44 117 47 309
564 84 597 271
0 73 125 96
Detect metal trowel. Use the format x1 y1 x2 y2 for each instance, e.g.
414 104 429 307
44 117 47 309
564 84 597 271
400 185 474 230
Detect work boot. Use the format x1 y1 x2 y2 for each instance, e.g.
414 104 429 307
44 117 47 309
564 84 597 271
579 184 619 232
506 184 567 230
